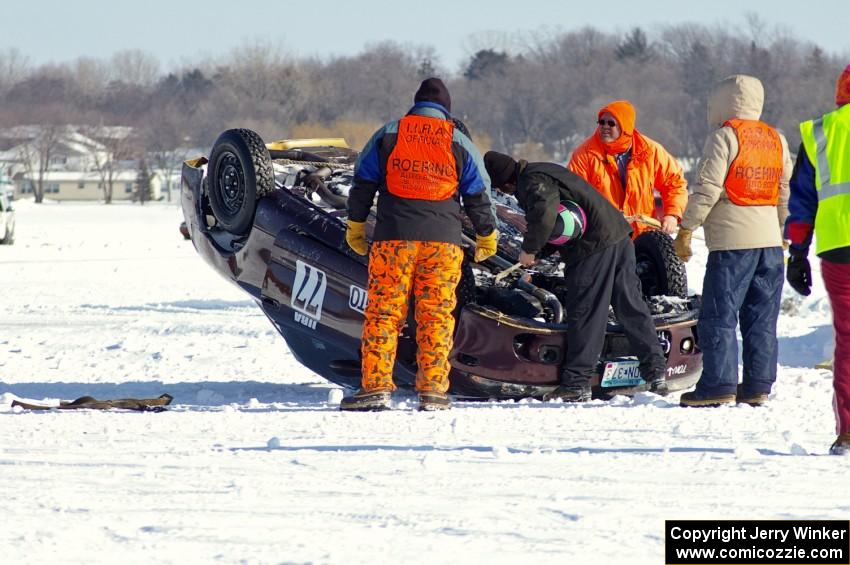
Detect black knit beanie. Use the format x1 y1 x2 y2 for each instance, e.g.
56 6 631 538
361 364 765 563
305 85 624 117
484 151 518 189
414 77 451 112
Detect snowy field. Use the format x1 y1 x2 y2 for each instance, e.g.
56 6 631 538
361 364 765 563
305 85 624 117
0 199 845 564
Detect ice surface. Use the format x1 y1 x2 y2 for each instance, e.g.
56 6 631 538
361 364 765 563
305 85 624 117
0 200 842 564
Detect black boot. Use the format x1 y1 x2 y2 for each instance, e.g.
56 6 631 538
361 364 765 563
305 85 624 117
830 433 850 456
339 389 392 412
644 370 668 396
543 384 592 402
736 383 769 406
679 390 736 407
418 391 451 411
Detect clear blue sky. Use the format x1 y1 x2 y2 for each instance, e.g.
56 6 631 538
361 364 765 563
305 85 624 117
1 0 848 73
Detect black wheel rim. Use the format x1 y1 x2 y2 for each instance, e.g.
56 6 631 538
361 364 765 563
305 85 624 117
217 153 245 216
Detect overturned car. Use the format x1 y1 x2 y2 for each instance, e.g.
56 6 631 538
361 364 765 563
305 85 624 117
181 128 702 400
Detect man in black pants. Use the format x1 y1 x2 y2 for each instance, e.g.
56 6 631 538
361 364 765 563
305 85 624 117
483 151 668 401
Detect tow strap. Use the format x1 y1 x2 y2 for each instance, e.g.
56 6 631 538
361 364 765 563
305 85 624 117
11 394 174 412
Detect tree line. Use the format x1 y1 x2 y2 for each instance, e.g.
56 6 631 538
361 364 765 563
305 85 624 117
0 19 845 176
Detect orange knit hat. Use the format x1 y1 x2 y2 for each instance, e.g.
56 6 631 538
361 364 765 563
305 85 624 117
596 100 636 153
836 65 850 106
599 100 636 135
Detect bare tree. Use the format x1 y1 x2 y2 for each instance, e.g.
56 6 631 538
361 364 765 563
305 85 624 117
0 48 30 97
139 105 189 202
0 23 846 176
15 125 65 203
68 57 109 98
81 125 137 204
109 50 160 87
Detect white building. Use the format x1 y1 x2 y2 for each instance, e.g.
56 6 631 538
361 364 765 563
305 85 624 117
0 125 154 202
15 170 161 202
0 127 110 176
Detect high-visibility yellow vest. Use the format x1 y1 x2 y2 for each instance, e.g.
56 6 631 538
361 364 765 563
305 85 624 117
799 104 850 254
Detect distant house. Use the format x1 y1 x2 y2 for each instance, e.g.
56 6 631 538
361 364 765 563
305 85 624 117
0 126 109 177
0 125 152 202
14 170 161 202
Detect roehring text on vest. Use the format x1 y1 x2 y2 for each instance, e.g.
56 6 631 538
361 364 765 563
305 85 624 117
391 158 457 178
731 165 782 182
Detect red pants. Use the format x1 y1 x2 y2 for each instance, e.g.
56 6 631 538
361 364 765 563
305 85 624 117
360 240 463 393
823 260 850 435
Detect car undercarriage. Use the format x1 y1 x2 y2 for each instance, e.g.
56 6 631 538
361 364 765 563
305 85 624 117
181 129 702 399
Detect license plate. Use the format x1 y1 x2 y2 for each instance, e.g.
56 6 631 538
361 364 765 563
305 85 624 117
600 359 644 387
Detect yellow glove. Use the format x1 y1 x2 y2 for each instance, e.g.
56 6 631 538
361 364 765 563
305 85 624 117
673 228 692 263
345 220 368 256
474 230 498 263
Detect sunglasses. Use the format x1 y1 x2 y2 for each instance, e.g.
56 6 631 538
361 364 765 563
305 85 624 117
597 119 617 127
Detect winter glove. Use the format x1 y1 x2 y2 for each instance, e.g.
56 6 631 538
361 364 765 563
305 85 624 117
518 250 537 267
673 228 693 262
474 230 499 263
661 215 679 235
345 220 368 256
786 251 812 296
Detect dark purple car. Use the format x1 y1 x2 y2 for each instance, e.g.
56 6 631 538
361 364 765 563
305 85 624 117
181 129 701 399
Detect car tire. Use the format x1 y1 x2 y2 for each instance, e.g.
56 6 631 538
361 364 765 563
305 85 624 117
207 128 275 236
453 258 477 319
634 230 687 299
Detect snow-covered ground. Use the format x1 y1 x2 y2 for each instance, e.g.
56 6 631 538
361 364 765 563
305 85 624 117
0 200 843 564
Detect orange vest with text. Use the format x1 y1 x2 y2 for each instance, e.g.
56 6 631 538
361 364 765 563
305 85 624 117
723 119 783 206
385 115 457 201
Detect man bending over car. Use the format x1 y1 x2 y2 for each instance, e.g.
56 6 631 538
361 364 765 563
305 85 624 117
483 151 668 401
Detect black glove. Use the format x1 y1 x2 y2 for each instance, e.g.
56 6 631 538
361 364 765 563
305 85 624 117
786 253 811 296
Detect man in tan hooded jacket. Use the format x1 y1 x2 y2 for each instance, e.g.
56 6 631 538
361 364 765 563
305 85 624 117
674 74 792 407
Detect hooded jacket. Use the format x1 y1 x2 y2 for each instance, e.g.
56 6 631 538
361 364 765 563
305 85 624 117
680 75 792 251
567 102 688 236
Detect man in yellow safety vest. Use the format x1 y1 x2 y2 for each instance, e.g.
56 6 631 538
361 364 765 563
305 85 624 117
785 64 850 455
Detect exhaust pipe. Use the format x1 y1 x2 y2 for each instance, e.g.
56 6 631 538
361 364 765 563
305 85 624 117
468 238 564 324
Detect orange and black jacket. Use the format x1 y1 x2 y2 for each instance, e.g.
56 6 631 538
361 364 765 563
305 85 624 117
515 162 633 267
347 102 496 245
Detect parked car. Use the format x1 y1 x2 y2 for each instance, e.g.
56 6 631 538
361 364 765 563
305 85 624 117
181 129 702 400
0 191 15 245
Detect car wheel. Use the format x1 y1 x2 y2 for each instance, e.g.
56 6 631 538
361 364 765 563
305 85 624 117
634 230 687 299
207 128 275 236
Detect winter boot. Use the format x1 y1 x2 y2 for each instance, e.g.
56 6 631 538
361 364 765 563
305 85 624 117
679 390 736 407
339 389 392 412
644 370 669 396
829 433 850 456
418 391 451 412
736 384 769 407
543 384 592 403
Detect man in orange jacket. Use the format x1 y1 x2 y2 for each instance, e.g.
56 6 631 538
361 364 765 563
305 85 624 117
568 100 687 237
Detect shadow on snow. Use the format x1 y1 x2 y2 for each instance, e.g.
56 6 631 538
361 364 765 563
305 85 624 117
0 380 335 407
232 444 798 457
